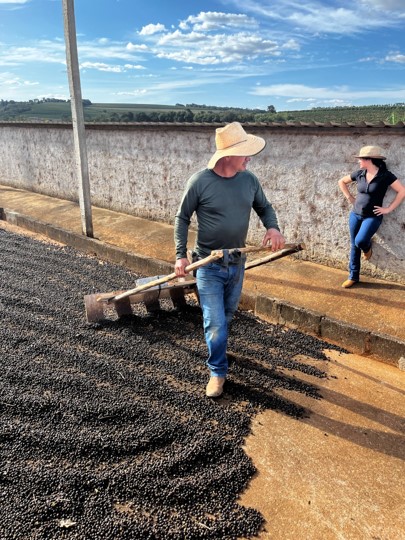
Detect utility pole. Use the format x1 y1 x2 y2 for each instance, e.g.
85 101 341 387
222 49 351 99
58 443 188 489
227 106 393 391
62 0 93 237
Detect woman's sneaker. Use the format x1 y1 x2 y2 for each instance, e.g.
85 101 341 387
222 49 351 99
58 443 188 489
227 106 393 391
363 246 373 260
341 279 358 288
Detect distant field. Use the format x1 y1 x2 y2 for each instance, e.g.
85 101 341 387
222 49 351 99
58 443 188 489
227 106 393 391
275 106 404 124
0 100 404 124
25 102 72 119
3 102 189 121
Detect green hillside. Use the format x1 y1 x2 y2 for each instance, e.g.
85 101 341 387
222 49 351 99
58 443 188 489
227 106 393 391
266 104 404 124
0 98 404 124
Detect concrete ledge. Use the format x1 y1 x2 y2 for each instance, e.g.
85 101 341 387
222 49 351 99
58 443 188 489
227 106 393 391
254 294 405 368
239 290 256 312
320 316 371 354
254 295 282 325
255 295 322 336
368 333 405 366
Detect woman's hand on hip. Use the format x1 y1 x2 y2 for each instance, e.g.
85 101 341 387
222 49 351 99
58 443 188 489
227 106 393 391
373 206 389 216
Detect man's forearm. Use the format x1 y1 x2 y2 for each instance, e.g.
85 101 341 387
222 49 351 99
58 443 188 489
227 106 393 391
174 215 190 259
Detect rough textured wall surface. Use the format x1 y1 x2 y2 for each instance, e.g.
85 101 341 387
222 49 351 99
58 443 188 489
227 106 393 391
0 123 404 283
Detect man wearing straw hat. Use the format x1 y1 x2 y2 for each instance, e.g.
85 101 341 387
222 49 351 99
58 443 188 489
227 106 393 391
174 122 285 398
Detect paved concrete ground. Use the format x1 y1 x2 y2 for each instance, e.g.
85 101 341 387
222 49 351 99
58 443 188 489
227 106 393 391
240 349 405 540
1 184 405 539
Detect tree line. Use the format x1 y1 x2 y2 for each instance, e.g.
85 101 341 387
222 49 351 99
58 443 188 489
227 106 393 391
0 99 403 124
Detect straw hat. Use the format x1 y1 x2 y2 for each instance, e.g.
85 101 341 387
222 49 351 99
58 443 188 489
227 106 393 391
207 122 266 169
354 145 386 160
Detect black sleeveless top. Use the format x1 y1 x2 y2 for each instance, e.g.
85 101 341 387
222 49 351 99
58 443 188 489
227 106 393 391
351 168 397 217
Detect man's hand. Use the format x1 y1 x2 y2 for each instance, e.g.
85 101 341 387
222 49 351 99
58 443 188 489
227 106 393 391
175 257 189 277
262 228 285 251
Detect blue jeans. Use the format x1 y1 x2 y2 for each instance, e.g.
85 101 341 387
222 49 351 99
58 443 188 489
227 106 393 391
348 211 382 281
196 262 245 377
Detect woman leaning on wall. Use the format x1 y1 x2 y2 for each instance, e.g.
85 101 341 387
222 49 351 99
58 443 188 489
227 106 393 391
338 145 405 288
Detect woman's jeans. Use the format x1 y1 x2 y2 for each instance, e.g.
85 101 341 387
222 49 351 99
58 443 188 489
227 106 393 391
348 211 382 281
196 262 245 378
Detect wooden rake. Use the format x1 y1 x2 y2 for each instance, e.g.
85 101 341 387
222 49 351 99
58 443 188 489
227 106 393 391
84 243 305 323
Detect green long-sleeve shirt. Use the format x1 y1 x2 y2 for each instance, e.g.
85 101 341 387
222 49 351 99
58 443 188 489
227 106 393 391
174 168 279 259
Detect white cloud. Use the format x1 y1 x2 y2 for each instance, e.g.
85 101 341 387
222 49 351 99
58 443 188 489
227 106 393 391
116 89 148 96
385 53 405 63
139 23 166 36
2 42 66 65
287 98 317 103
156 30 289 65
288 7 366 34
0 72 38 87
1 37 150 67
251 83 405 101
360 0 405 10
227 0 404 34
113 71 251 101
126 42 149 51
80 61 146 73
81 62 123 73
0 0 29 3
156 51 218 65
158 30 206 46
179 11 257 31
124 63 146 70
281 39 300 51
126 10 301 67
78 42 144 61
359 56 378 62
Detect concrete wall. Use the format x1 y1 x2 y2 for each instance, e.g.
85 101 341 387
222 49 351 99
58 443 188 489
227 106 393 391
0 122 404 283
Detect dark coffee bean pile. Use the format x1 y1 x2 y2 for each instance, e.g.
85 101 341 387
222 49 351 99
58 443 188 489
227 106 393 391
0 227 345 539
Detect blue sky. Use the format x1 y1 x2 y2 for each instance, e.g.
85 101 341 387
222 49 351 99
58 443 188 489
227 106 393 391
0 0 404 111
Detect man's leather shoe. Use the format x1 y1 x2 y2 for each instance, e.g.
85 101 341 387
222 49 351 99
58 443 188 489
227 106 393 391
206 376 225 398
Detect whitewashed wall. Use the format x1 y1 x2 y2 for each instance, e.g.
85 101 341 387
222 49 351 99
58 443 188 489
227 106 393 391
0 122 404 282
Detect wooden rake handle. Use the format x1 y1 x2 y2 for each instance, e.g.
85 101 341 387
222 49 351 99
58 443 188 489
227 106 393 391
104 250 224 303
245 242 305 270
103 242 305 304
231 242 303 254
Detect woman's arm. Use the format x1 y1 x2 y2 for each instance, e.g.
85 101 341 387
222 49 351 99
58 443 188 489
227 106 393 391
373 179 405 216
338 174 355 204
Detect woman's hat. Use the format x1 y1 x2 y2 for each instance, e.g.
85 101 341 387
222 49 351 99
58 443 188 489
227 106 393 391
354 145 386 160
208 122 266 169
